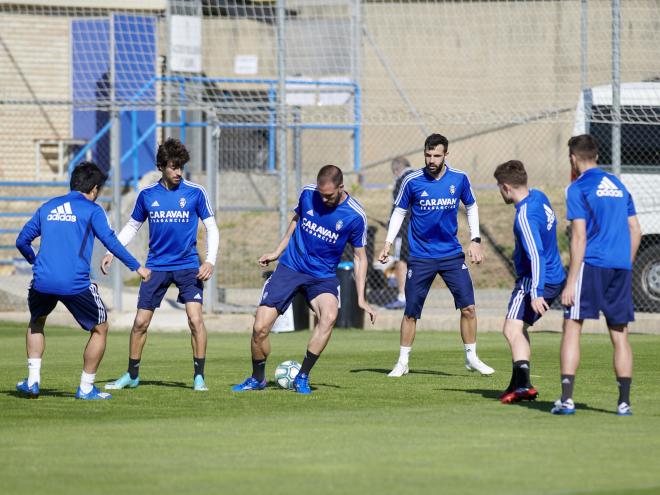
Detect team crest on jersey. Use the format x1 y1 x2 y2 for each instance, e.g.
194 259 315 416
179 197 186 208
449 185 456 195
335 220 343 231
407 268 413 279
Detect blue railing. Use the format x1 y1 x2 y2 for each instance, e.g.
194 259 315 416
68 76 362 189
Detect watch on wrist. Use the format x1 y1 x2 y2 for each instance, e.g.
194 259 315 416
471 237 481 244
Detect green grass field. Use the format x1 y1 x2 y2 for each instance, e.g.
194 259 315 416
2 322 660 495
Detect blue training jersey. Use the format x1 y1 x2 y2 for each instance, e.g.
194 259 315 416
566 168 636 270
513 189 566 298
278 185 367 279
131 179 214 271
394 166 475 259
16 191 141 295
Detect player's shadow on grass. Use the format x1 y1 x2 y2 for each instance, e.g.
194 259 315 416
350 368 458 377
3 388 75 399
440 387 617 414
124 380 188 389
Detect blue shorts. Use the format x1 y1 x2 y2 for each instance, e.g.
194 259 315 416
564 263 634 326
506 278 564 326
404 254 475 319
260 263 339 314
138 268 204 310
28 283 106 331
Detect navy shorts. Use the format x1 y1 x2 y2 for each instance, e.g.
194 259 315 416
506 278 564 326
404 254 475 319
138 268 204 310
28 283 107 331
564 263 634 326
260 263 339 314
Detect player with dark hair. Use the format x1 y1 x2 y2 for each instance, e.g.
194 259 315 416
552 134 641 415
232 164 376 394
15 161 151 400
493 160 565 404
102 138 219 392
385 156 415 310
379 133 494 377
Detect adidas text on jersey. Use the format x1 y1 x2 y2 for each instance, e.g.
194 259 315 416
596 176 623 198
47 202 77 222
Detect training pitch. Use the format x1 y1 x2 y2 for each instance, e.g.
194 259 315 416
1 322 659 495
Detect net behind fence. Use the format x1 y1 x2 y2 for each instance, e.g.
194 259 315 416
1 1 659 312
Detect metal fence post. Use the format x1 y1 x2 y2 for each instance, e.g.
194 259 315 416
205 120 218 313
277 0 288 238
611 0 621 177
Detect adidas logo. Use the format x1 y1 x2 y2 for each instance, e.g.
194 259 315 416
596 176 623 198
194 293 202 300
306 209 314 217
151 200 160 207
461 263 468 270
420 191 429 197
47 202 76 222
543 204 556 230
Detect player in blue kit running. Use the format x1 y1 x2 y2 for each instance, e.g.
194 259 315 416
552 135 641 416
232 165 376 394
101 138 219 392
379 133 494 377
15 162 151 400
493 160 565 404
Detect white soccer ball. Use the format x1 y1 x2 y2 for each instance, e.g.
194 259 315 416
275 360 301 390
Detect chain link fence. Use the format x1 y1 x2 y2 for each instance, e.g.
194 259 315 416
1 1 659 312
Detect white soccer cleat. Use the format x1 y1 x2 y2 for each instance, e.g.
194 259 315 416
387 362 409 377
465 358 495 376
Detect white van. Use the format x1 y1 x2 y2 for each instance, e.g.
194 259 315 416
574 82 660 311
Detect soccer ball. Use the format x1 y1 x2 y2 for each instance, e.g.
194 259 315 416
275 360 301 390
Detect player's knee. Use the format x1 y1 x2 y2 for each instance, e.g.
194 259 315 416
93 322 109 336
460 305 476 319
320 310 338 328
132 318 150 335
252 321 270 340
188 314 205 333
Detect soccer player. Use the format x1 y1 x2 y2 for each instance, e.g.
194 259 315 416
101 138 219 392
552 134 641 416
493 160 565 404
378 133 494 377
15 162 151 400
385 156 415 310
232 165 376 394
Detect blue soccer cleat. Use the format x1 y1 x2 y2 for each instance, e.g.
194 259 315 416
550 398 575 415
617 402 632 416
75 385 112 400
231 376 267 392
193 374 208 392
16 379 39 399
104 372 139 390
293 373 311 395
384 299 406 310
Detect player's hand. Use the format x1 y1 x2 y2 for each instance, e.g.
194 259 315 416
531 296 549 316
258 252 279 267
378 242 392 264
359 301 377 324
561 282 576 307
100 253 114 275
468 242 484 264
137 266 151 282
197 262 214 281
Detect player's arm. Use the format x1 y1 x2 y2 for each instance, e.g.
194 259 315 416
101 191 147 274
15 209 42 264
379 207 406 263
92 208 150 281
353 246 376 324
258 214 299 267
100 218 144 274
461 174 483 264
627 193 642 264
561 218 586 307
628 215 642 264
197 217 219 281
517 211 548 315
